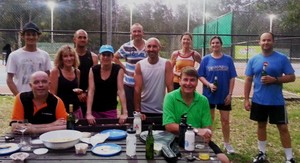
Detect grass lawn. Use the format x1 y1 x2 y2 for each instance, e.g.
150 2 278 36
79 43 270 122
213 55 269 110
0 96 299 162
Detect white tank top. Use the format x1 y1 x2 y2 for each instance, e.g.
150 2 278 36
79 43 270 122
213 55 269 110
139 57 167 113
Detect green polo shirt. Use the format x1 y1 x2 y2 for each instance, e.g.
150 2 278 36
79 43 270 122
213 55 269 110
163 88 212 128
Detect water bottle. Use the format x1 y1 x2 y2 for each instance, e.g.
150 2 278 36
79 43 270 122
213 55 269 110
178 114 187 148
133 111 142 135
126 128 136 157
184 125 195 151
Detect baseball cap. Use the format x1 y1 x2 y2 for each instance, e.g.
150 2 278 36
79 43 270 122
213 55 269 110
22 22 41 34
99 45 114 54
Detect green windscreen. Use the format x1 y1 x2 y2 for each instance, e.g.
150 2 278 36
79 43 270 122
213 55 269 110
193 12 233 49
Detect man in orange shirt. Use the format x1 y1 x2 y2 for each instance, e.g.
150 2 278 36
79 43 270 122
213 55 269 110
11 71 67 134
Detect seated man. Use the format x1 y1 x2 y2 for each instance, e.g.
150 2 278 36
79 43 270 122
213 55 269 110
11 71 68 134
163 66 229 163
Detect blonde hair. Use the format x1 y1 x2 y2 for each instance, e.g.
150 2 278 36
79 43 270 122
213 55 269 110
54 45 80 68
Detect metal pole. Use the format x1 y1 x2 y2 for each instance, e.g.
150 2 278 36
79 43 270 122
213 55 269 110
203 0 206 56
187 0 190 32
269 17 273 32
130 5 133 40
51 8 54 43
106 0 112 44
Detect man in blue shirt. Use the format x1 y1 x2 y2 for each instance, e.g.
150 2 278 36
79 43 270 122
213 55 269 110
244 32 296 163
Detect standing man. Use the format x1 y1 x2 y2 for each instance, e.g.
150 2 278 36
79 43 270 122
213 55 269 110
73 29 98 116
244 32 296 163
6 22 52 95
134 37 173 120
113 23 147 117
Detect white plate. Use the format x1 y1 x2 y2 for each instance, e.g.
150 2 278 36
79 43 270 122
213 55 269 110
10 152 29 161
31 139 43 145
33 148 48 155
0 143 20 155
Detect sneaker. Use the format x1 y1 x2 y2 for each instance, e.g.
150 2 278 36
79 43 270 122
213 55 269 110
286 158 296 163
253 151 267 163
224 144 235 154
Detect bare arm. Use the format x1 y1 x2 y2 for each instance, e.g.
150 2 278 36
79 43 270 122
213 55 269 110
262 74 296 84
91 52 98 65
165 61 174 92
113 52 126 71
117 68 128 124
170 51 180 76
86 68 96 124
244 76 253 111
193 51 202 64
12 119 66 134
134 63 142 113
199 76 217 92
6 73 18 96
165 123 180 135
224 77 235 105
49 68 59 95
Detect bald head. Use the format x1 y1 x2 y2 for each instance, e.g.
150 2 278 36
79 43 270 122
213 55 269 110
29 71 50 97
74 29 88 38
146 37 161 47
30 71 48 83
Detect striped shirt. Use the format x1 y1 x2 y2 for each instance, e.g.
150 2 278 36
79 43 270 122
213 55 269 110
117 40 147 86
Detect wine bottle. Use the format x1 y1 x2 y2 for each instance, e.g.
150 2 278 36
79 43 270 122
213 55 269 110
146 125 154 160
66 104 75 130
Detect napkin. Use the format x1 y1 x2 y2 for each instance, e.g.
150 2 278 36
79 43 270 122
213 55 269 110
82 133 110 146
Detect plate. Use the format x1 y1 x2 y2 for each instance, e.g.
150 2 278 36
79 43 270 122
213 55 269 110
0 143 20 155
10 152 29 161
91 143 121 156
33 148 48 155
31 139 43 145
100 129 126 140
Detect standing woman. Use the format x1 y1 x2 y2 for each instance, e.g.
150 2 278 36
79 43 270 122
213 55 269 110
198 36 237 154
170 32 201 89
50 45 83 118
86 45 128 125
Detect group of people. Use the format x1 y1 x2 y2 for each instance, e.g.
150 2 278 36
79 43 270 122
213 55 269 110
6 21 296 163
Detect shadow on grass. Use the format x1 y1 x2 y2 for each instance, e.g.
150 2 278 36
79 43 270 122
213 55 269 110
227 153 271 163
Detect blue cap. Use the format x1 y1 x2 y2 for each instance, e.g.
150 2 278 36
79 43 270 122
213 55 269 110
22 22 41 34
99 45 114 54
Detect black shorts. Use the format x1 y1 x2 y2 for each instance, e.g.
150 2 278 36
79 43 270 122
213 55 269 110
250 102 288 124
209 104 232 111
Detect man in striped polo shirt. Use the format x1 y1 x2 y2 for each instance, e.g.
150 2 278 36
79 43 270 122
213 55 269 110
113 23 147 117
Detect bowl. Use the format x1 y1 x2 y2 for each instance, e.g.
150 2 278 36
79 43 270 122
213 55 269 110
39 130 83 150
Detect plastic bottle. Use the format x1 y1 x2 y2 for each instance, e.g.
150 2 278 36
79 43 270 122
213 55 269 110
146 125 154 160
184 125 195 151
178 114 187 148
133 111 142 135
126 128 136 157
66 104 75 130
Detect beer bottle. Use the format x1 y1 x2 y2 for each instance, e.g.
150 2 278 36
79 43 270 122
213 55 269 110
67 104 75 130
146 125 154 159
262 62 268 76
178 114 187 148
212 76 218 92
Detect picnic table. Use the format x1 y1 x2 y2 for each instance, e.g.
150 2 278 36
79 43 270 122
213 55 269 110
0 117 220 162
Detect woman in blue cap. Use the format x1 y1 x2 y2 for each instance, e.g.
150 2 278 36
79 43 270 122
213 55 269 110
86 45 128 124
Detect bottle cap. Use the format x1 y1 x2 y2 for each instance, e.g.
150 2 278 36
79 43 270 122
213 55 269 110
127 128 136 134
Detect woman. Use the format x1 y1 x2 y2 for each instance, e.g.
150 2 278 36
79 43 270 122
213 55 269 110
86 45 128 125
50 45 83 118
198 36 237 154
170 32 201 89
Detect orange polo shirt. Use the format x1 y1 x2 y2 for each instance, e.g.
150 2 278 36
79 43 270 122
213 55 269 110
12 93 67 121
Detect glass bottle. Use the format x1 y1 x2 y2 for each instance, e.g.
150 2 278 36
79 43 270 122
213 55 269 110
67 104 75 130
212 76 218 92
184 125 195 151
178 114 187 148
262 62 268 76
126 128 136 158
146 125 154 160
133 111 142 135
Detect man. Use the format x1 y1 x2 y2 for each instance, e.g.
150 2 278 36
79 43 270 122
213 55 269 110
244 32 296 163
163 66 229 163
6 22 52 95
73 29 98 116
134 37 173 120
113 23 147 117
11 71 67 134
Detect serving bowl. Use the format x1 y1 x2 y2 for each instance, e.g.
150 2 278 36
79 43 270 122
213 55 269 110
39 130 83 150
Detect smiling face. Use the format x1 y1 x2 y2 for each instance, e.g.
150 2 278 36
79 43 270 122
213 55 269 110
30 71 50 98
131 24 144 41
179 67 198 94
259 33 274 55
146 38 161 59
181 34 192 49
62 52 75 68
99 52 113 66
73 30 88 48
210 37 222 53
22 31 39 46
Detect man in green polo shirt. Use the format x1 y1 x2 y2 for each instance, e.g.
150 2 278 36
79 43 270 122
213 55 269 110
163 66 229 163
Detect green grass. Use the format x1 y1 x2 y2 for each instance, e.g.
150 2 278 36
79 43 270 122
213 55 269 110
0 96 299 162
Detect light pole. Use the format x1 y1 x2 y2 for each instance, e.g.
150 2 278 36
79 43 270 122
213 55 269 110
129 4 133 40
269 14 275 32
187 0 190 32
48 1 55 43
